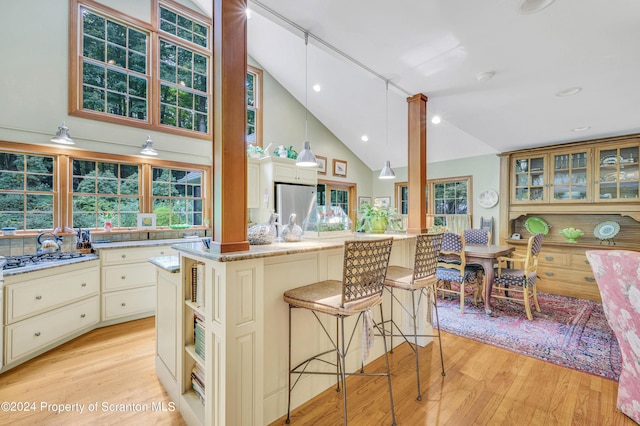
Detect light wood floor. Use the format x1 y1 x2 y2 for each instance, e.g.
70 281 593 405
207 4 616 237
0 317 633 426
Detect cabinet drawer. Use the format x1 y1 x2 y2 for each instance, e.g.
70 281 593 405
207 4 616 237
5 296 99 364
569 254 592 269
102 286 156 321
6 267 99 324
538 252 567 266
101 246 175 265
538 266 596 286
103 263 156 291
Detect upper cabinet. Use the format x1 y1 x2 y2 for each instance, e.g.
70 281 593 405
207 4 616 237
510 139 638 205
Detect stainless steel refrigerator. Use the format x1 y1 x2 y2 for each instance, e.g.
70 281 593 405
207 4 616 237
274 183 317 235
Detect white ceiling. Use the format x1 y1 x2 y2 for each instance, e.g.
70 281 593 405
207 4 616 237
194 0 640 169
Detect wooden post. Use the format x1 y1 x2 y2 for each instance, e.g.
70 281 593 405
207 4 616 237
211 0 250 252
406 93 428 234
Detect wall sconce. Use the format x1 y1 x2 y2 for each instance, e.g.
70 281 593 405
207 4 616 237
140 136 158 156
51 123 75 145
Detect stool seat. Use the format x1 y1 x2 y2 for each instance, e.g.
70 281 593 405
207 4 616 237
385 265 437 291
284 280 383 317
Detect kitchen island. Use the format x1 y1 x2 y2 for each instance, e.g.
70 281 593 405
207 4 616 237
166 233 430 426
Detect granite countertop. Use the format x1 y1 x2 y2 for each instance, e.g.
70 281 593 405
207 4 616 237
149 255 180 272
3 254 100 277
91 237 201 250
172 233 415 262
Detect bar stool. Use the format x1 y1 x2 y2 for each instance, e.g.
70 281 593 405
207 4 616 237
380 233 445 401
283 237 396 425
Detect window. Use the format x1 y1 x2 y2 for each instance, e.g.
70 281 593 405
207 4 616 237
0 152 55 231
394 176 471 227
71 159 141 229
71 0 262 141
246 66 263 146
152 167 203 226
80 7 150 121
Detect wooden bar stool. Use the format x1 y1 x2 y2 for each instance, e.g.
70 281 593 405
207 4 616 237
381 233 445 401
283 237 396 425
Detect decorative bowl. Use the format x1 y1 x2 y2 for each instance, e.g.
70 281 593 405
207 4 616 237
559 227 584 243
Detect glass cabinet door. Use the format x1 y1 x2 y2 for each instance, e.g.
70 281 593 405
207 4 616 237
512 155 546 203
549 149 590 202
596 145 639 201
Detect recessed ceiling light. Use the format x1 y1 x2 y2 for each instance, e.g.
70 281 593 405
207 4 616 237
246 8 252 19
556 87 582 97
312 84 321 93
476 71 495 82
519 0 555 14
572 126 591 132
361 135 369 142
431 116 442 125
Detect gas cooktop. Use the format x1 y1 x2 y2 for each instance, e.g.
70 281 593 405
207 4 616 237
3 252 87 270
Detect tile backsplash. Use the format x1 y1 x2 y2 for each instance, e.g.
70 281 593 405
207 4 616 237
0 229 208 257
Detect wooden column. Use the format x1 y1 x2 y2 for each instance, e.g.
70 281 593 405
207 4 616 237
211 0 250 252
406 93 428 234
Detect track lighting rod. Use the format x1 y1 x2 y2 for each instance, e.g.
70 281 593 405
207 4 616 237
250 0 412 96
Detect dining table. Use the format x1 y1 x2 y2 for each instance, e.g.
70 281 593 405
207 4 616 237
464 244 515 315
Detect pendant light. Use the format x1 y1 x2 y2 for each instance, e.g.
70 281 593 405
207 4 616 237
296 32 318 167
140 136 158 156
379 81 396 179
51 122 75 145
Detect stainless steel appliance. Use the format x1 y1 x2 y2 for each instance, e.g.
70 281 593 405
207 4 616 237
2 252 86 270
274 183 316 236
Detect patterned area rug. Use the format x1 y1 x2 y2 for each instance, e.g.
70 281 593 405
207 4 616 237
436 291 622 380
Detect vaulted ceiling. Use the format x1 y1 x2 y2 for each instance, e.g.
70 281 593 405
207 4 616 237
194 0 640 169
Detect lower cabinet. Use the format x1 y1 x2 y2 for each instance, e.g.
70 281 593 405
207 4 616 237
102 286 156 321
5 296 99 364
155 266 180 403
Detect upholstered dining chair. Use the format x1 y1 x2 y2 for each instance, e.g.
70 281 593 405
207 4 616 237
283 238 396 425
381 233 444 401
435 232 480 313
491 233 544 320
586 250 640 424
463 228 492 301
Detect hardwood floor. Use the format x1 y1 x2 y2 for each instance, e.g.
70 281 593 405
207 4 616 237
0 317 633 426
0 317 185 426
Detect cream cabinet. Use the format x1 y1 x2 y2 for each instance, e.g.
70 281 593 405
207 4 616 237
247 158 261 208
100 245 176 323
155 264 180 403
3 260 100 369
262 156 317 185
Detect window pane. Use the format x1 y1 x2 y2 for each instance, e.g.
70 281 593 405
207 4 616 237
82 10 105 38
128 28 146 54
107 92 126 116
128 51 146 74
107 44 127 68
107 69 127 93
107 21 126 47
26 175 53 191
83 61 105 87
0 193 23 210
83 86 105 111
178 109 193 130
0 153 23 171
26 194 53 211
160 105 177 126
83 36 105 61
0 171 24 190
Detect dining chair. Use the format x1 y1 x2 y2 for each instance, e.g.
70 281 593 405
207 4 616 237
435 232 480 313
491 233 544 320
463 228 492 301
283 238 396 425
586 250 640 424
381 233 444 401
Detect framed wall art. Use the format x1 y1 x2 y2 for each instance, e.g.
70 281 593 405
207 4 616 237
137 213 157 230
315 155 327 175
332 159 347 177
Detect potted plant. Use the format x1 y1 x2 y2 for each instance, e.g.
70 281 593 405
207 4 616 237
357 204 393 233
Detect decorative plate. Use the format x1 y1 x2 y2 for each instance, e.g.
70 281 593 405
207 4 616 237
169 224 191 229
601 155 621 165
478 189 499 208
593 221 620 240
524 216 550 235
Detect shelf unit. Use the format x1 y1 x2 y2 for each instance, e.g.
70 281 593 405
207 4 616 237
180 257 206 425
499 133 640 301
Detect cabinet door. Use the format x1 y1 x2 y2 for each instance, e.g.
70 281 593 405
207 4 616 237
247 161 260 208
296 166 317 185
272 161 297 183
595 144 640 202
511 155 547 203
549 148 591 202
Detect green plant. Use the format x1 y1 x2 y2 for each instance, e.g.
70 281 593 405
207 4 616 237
357 204 395 232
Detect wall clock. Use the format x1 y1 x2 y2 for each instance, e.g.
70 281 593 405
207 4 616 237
478 189 499 208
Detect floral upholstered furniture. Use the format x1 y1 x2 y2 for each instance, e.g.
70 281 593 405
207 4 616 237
436 232 480 313
586 250 640 424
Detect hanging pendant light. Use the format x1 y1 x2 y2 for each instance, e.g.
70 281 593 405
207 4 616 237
379 81 396 179
140 136 158 156
296 32 318 168
51 122 75 145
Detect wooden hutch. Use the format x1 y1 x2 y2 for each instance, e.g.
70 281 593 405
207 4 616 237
498 133 640 301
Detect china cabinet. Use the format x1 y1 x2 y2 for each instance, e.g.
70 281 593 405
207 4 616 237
500 134 640 301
